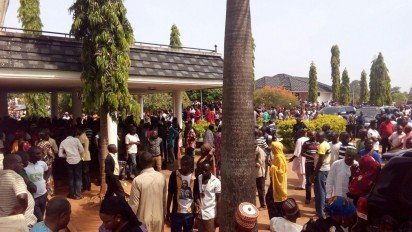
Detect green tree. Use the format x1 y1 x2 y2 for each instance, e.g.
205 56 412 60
254 87 299 107
58 93 72 115
169 24 182 48
186 88 223 103
141 92 191 112
24 93 49 117
359 70 369 104
308 61 318 103
221 1 256 231
17 0 42 34
331 45 341 101
70 0 136 195
369 52 391 106
340 68 350 105
391 87 408 105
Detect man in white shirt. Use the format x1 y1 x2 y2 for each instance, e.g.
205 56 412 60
25 147 50 222
270 198 302 232
289 129 309 190
326 147 358 199
367 120 381 152
125 126 140 177
59 130 84 200
194 162 221 232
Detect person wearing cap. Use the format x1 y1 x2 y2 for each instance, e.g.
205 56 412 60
234 202 259 232
302 196 356 232
270 198 303 232
326 147 358 199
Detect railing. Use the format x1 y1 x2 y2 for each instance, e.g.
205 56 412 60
0 26 218 53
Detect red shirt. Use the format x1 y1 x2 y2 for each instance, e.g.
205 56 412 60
379 121 394 138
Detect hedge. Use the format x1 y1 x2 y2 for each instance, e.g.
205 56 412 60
276 115 347 152
193 119 210 138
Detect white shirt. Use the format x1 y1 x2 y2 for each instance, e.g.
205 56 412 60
329 142 342 164
25 161 48 198
58 136 84 165
109 153 120 176
326 159 358 199
367 128 380 151
270 217 302 232
198 174 221 220
125 133 140 154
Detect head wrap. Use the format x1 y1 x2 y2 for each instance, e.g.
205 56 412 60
271 141 284 156
325 196 356 217
348 155 381 196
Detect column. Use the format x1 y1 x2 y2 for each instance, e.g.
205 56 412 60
173 90 183 127
0 90 7 118
138 95 144 120
50 92 58 118
71 89 82 119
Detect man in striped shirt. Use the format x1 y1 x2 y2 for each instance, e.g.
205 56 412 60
337 132 355 161
301 131 319 204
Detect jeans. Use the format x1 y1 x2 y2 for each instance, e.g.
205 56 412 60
34 193 47 222
82 161 91 191
167 146 175 164
67 162 82 197
314 171 328 218
305 162 314 201
128 153 138 176
381 137 391 153
256 177 266 207
170 213 194 232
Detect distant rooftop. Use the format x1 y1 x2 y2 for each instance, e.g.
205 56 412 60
255 73 332 92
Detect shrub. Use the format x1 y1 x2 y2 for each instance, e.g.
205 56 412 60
254 86 299 108
276 115 347 152
193 119 209 138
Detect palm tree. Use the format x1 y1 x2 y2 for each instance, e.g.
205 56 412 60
220 0 256 231
0 0 9 27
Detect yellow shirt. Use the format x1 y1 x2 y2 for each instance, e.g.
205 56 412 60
315 141 331 171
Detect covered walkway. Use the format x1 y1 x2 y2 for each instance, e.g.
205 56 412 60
0 28 223 128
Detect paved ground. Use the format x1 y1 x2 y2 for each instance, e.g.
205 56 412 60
57 154 316 231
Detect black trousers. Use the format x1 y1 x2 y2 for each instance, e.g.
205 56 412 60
381 137 391 154
82 161 91 191
305 162 314 201
105 175 125 198
256 177 266 207
34 193 48 222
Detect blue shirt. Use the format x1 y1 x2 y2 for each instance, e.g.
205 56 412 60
359 149 382 164
31 221 52 232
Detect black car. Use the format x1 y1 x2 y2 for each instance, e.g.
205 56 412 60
353 155 412 231
319 106 356 116
382 148 412 164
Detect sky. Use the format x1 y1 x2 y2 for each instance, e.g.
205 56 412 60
4 0 412 92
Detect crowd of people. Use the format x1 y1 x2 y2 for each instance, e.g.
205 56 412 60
1 101 412 231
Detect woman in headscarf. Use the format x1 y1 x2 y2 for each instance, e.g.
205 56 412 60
302 196 357 232
265 140 288 219
347 154 381 205
99 196 147 232
195 143 216 177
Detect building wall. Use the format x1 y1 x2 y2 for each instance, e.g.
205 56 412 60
293 92 332 103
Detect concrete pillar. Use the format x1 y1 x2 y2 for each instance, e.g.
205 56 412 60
173 90 183 127
0 91 7 118
71 90 82 119
107 113 118 145
50 92 58 118
138 95 144 120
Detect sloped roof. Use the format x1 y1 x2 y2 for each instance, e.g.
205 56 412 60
255 73 332 92
0 31 223 80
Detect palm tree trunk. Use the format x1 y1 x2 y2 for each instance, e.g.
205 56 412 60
220 0 256 231
99 109 108 197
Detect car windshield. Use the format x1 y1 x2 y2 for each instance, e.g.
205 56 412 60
321 107 345 114
359 108 382 118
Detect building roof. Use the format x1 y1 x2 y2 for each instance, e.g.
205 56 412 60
0 31 223 80
255 73 332 93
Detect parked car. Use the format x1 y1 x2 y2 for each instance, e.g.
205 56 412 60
353 155 412 231
319 106 356 116
382 148 412 164
356 106 382 127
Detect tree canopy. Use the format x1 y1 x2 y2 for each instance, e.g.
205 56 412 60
254 86 299 108
18 0 42 34
186 88 223 103
359 70 369 104
308 61 318 103
340 68 350 105
169 24 182 48
69 0 136 119
331 45 341 101
369 53 391 106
